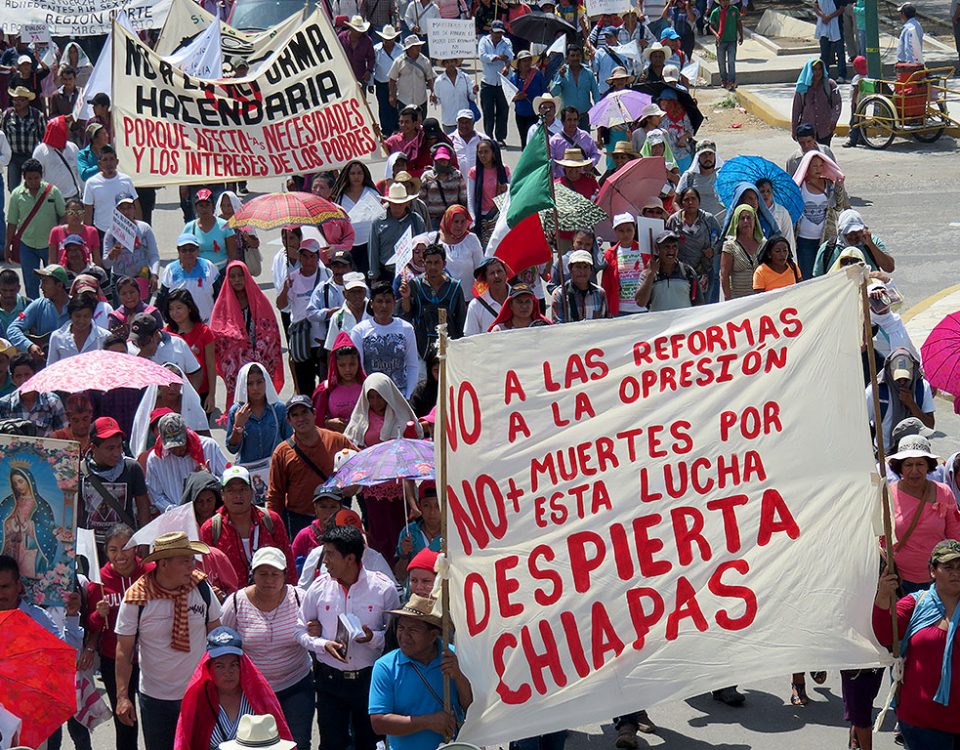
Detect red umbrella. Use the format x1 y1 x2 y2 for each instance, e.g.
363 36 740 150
595 156 666 241
226 192 348 231
0 609 77 747
21 350 183 394
921 312 960 399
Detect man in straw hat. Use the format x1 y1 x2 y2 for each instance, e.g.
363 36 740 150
369 183 426 279
218 715 296 750
529 92 562 145
369 593 473 749
600 140 639 186
388 37 436 121
339 16 376 91
114 531 222 750
549 105 601 176
373 25 404 135
298 525 399 750
1 86 45 189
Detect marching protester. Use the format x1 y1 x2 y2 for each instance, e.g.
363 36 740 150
5 158 64 299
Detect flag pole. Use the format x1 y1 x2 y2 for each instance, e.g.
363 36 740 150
543 116 568 322
436 308 453 726
861 278 899 658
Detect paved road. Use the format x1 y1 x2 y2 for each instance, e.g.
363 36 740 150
70 88 959 750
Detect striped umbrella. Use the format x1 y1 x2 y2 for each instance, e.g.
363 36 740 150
226 191 349 230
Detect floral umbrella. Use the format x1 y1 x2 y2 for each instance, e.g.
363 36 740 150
495 184 608 234
0 609 77 748
20 350 183 394
226 191 349 230
322 438 435 488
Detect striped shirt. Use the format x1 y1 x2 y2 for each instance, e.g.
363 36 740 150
209 694 254 750
220 586 312 692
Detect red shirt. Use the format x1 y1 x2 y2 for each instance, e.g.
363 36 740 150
168 324 215 396
292 519 325 566
86 559 154 660
200 506 297 585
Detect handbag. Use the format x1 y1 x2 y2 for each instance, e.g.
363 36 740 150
240 232 262 276
288 319 314 362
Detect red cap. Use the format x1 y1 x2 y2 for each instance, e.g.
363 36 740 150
92 416 124 440
149 407 174 427
194 188 213 203
334 509 363 530
407 547 439 573
418 481 437 500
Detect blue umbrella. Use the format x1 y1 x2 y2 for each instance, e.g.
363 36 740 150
716 155 804 223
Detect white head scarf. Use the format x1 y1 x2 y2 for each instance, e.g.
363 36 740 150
129 363 208 456
344 372 423 447
233 362 280 406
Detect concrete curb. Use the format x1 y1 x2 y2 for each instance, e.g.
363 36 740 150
901 282 960 324
736 87 960 139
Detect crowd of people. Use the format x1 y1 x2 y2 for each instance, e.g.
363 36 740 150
0 0 956 749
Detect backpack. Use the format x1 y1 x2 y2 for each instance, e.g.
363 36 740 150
211 510 274 546
136 578 214 630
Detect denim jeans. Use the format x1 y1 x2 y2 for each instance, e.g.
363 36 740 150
19 242 48 300
139 694 181 750
375 80 399 136
819 35 847 79
717 41 738 84
277 674 316 750
795 236 821 281
899 719 959 750
101 656 141 750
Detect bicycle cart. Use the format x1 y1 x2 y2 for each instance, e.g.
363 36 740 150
853 63 958 149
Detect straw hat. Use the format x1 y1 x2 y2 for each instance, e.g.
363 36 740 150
605 66 634 84
383 182 418 204
218 715 296 750
403 35 425 50
389 594 442 628
637 102 666 123
606 140 638 157
392 170 421 194
142 531 209 563
532 92 557 111
642 42 668 61
345 14 370 32
512 50 534 69
554 148 592 168
378 24 401 39
8 85 35 101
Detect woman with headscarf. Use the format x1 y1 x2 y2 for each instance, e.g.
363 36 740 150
174 626 293 750
313 331 367 432
344 373 423 558
721 181 780 240
210 260 284 413
333 160 383 277
812 207 894 277
437 205 484 299
62 43 93 88
130 364 209 460
488 283 552 331
216 191 261 274
791 58 842 146
640 130 681 212
720 204 762 300
466 139 510 248
792 149 847 280
755 178 796 253
32 116 81 200
225 362 292 465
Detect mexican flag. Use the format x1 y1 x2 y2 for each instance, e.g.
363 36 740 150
488 123 555 274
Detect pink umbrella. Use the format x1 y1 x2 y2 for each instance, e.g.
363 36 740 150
595 156 666 241
588 90 653 128
921 312 960 404
21 350 183 394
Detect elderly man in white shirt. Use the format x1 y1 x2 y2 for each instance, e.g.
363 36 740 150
450 109 486 175
298 525 400 750
144 413 228 513
433 58 477 132
373 25 405 135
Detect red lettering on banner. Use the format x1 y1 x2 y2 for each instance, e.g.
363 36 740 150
504 369 525 405
632 515 673 577
507 412 531 443
445 382 481 452
590 601 625 668
709 559 758 630
464 572 489 635
757 488 801 545
567 531 606 592
448 475 508 555
665 577 709 640
705 494 749 553
495 555 524 618
492 633 531 704
626 587 664 650
719 402 783 441
671 507 711 565
522 620 567 694
529 545 563 606
560 611 591 677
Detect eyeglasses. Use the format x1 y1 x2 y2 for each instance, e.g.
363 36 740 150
66 208 84 215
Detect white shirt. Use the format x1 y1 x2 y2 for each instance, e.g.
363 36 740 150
443 234 484 299
128 331 202 375
374 42 404 84
46 322 109 365
115 583 222 700
32 142 81 198
308 277 346 346
324 302 372 350
159 259 219 322
145 435 228 512
450 128 486 175
297 567 401 670
351 317 420 398
464 290 503 335
272 250 299 314
527 118 563 147
434 69 474 127
297 546 397 589
289 269 331 345
82 172 138 232
404 0 440 31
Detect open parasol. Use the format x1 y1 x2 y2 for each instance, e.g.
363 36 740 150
631 81 704 133
322 438 435 488
510 11 577 45
589 90 653 128
716 155 805 223
921 312 960 404
226 191 349 230
20 350 183 394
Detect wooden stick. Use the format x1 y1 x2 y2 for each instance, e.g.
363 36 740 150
437 307 453 715
861 278 900 658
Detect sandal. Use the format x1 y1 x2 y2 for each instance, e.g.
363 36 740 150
810 671 827 684
849 726 860 749
790 682 809 706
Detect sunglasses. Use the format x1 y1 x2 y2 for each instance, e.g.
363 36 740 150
178 246 200 253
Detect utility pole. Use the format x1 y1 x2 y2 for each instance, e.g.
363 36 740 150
864 0 882 77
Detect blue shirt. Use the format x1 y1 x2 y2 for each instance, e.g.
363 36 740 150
183 217 235 270
369 641 462 750
477 35 514 86
19 599 84 651
511 69 547 117
77 145 99 181
0 295 28 336
551 66 600 115
8 296 70 351
396 518 442 561
225 401 292 464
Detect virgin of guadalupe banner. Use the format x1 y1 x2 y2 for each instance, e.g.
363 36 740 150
0 436 80 607
441 269 887 747
0 0 171 36
112 9 380 185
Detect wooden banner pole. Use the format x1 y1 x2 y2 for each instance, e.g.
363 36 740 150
437 308 453 722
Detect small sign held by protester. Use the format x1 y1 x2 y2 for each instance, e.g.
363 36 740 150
427 18 476 58
109 209 138 252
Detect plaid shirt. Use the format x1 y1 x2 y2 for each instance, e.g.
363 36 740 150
0 390 66 436
1 107 46 156
552 281 609 323
418 169 469 229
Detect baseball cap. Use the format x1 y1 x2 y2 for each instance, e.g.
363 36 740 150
602 25 619 36
85 122 104 140
491 20 506 30
613 212 635 229
158 413 188 450
930 539 960 566
115 192 137 206
891 353 914 382
16 54 31 66
656 230 680 244
176 233 200 248
206 626 243 658
299 237 322 254
313 486 344 503
795 123 816 138
129 312 160 343
509 282 536 298
61 234 85 248
568 250 594 267
92 416 125 440
334 509 364 529
333 448 357 472
221 465 251 487
433 145 453 162
456 108 475 121
193 188 213 203
286 394 315 412
329 249 353 267
660 27 681 40
251 546 287 571
35 264 69 286
343 272 368 292
696 140 717 154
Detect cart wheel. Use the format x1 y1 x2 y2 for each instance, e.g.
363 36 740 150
913 101 947 143
856 97 896 150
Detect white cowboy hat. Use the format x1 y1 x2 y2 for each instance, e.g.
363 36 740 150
219 715 295 750
642 42 668 61
554 147 593 168
403 35 425 50
532 92 557 111
383 182 418 204
378 24 401 39
346 14 371 32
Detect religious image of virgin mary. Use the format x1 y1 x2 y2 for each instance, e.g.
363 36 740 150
0 466 59 579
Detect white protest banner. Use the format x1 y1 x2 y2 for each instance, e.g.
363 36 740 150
499 73 519 100
21 23 50 46
427 18 477 60
75 11 137 122
112 9 379 186
0 0 171 36
584 0 632 17
75 528 101 584
165 18 223 79
442 270 885 747
386 226 414 269
125 502 200 550
110 208 139 252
